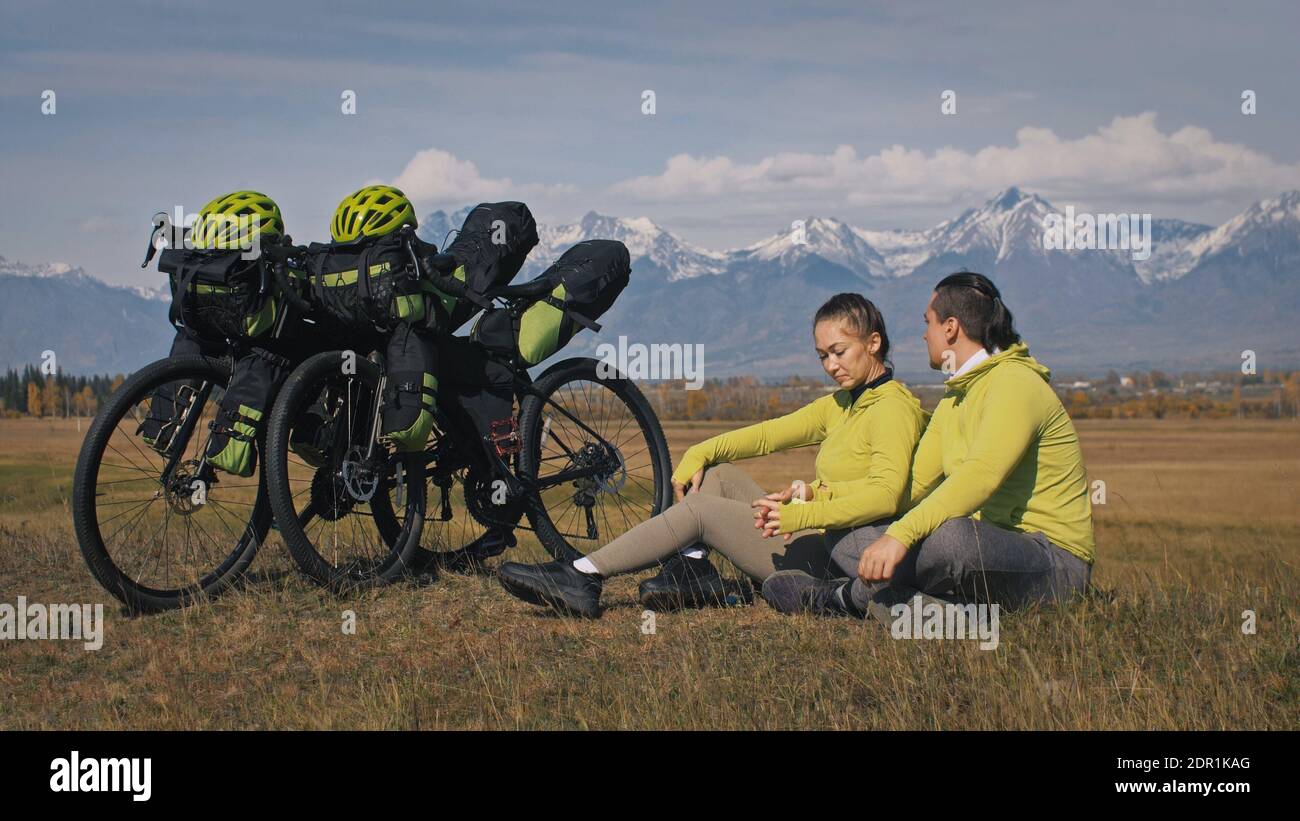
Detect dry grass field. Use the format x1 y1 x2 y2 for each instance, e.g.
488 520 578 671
0 415 1296 729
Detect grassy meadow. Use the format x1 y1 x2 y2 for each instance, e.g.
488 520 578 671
0 415 1296 729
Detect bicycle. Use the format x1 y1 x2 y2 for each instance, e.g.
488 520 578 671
70 241 318 613
262 239 673 592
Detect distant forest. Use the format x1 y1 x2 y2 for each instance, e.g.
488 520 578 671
2 366 1297 421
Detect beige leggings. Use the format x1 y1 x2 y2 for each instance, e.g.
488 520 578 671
584 462 834 582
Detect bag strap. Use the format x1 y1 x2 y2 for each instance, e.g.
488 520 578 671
309 250 327 305
250 346 292 371
540 293 601 333
168 258 204 329
355 245 373 304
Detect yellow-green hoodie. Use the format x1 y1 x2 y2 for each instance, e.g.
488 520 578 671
884 343 1096 563
671 379 928 534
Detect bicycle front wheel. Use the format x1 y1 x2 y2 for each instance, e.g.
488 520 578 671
264 350 426 592
71 354 271 613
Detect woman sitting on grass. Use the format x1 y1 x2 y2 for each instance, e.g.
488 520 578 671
495 293 928 618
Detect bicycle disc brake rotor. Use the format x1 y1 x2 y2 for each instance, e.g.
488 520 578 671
340 446 380 502
596 447 627 494
164 459 208 516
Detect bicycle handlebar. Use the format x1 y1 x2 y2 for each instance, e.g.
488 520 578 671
260 242 313 312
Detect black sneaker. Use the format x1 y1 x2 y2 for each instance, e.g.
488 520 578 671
497 560 603 618
761 570 862 618
436 528 518 574
638 553 732 611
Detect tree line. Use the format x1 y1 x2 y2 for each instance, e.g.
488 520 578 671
2 366 1297 422
0 367 125 418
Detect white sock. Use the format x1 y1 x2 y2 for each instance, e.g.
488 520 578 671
572 557 601 575
680 546 707 560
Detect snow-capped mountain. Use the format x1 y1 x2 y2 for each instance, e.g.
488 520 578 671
5 188 1296 376
0 255 84 280
584 188 1298 376
721 188 1214 284
1133 218 1214 284
736 216 886 279
416 205 475 249
0 257 173 374
923 187 1060 264
532 211 728 281
1152 191 1300 282
421 206 728 281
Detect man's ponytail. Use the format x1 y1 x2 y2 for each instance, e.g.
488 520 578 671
986 294 1020 351
932 272 1020 351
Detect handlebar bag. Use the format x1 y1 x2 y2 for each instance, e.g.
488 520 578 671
432 202 538 331
158 247 279 343
304 233 437 337
514 240 630 366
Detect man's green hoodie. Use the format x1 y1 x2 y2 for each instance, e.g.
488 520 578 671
884 343 1096 563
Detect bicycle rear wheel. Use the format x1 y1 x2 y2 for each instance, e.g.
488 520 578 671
71 354 270 613
264 350 426 591
516 357 671 562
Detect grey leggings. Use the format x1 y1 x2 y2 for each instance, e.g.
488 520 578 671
825 518 1093 612
584 462 836 581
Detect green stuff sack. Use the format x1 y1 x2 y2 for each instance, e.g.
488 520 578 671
205 348 289 477
515 239 630 366
380 324 438 452
432 202 538 331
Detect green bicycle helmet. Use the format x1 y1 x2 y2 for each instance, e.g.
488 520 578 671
331 184 417 242
190 190 284 250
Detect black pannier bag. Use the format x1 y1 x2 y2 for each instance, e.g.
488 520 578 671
157 247 280 342
381 324 439 452
138 330 210 452
304 232 435 336
205 347 291 477
432 202 538 330
514 239 630 366
464 307 518 441
437 314 521 492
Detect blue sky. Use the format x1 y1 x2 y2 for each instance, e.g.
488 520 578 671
2 0 1298 286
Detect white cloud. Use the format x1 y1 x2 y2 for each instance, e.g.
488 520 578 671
389 147 575 207
609 113 1300 210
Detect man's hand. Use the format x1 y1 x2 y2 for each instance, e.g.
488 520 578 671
673 467 705 502
857 534 909 583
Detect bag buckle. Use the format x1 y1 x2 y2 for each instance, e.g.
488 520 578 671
488 418 521 457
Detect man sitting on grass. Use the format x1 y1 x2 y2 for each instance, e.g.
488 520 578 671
762 272 1096 618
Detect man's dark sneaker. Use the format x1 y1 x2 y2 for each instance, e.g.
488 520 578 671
638 553 733 611
436 528 518 574
761 570 863 618
497 561 603 618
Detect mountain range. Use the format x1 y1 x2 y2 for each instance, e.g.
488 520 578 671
4 188 1297 378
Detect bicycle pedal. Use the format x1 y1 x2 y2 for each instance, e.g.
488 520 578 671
487 418 521 457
